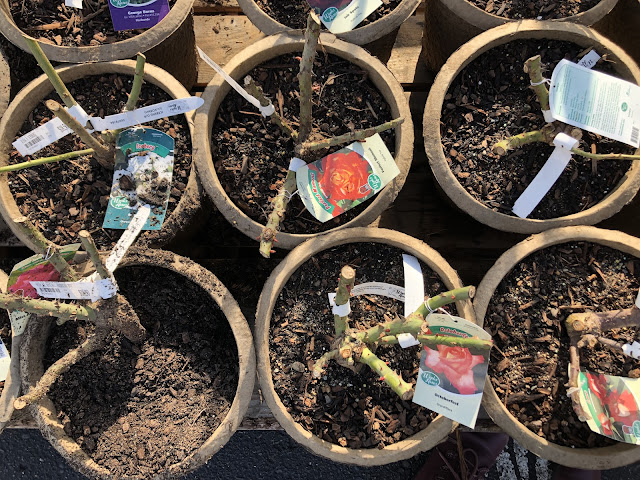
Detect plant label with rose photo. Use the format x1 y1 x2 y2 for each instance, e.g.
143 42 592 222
577 370 640 444
103 128 174 230
413 314 493 428
108 0 170 31
296 133 399 222
307 0 382 34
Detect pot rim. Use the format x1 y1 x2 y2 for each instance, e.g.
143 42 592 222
475 225 640 469
0 0 195 63
20 248 256 479
423 20 640 234
235 0 421 45
0 59 200 252
194 31 413 250
255 227 476 465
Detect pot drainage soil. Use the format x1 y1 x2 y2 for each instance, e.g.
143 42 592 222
440 39 633 220
484 242 640 448
254 0 401 30
44 264 238 477
9 73 192 249
212 53 395 235
270 242 446 449
466 0 602 20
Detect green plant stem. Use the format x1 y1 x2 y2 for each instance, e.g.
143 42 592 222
125 53 146 112
79 230 110 278
45 99 113 168
0 293 94 321
570 148 640 161
13 216 79 282
258 170 297 258
493 128 553 156
244 76 298 140
379 334 492 351
524 55 550 114
359 347 413 400
298 12 321 144
23 35 77 109
297 117 404 156
312 350 338 378
0 149 94 173
333 265 355 336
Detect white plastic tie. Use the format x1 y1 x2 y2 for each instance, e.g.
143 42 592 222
397 333 420 348
289 157 306 172
328 292 351 316
542 109 555 123
530 78 551 86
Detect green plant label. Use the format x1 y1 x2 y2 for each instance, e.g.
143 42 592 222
307 0 382 34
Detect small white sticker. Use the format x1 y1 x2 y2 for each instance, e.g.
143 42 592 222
328 292 351 316
397 332 420 348
512 132 579 218
0 337 9 382
104 205 151 273
577 50 601 69
289 157 306 172
402 254 424 318
622 341 640 359
9 311 29 336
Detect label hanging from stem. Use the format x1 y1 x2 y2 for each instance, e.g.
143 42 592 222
104 204 151 273
30 278 116 302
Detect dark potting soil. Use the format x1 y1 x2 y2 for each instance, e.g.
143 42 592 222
255 0 402 30
10 0 177 47
270 242 451 449
9 73 192 249
45 264 238 477
466 0 602 20
484 242 640 448
440 40 634 220
0 36 40 100
0 310 10 396
212 53 395 235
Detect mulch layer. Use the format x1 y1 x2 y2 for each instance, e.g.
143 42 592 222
44 264 238 477
440 39 633 220
212 52 395 235
466 0 602 19
484 242 640 448
9 73 192 249
270 242 455 449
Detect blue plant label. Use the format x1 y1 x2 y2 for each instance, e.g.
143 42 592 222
103 128 174 230
108 0 170 32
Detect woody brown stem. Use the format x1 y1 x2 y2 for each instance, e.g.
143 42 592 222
258 170 297 258
334 265 355 336
565 307 640 341
568 343 591 421
244 76 298 140
312 349 338 378
298 13 321 144
524 55 550 114
79 230 110 279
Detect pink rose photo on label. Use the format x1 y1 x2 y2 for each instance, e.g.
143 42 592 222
421 344 486 395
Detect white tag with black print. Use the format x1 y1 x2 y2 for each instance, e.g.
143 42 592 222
9 311 29 336
0 337 9 382
30 279 115 302
104 204 151 273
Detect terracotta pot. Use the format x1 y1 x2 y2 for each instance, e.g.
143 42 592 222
475 226 640 469
0 46 8 120
423 21 640 234
236 0 421 45
20 249 256 479
422 0 619 72
0 0 197 89
0 60 202 252
194 32 413 250
255 227 475 465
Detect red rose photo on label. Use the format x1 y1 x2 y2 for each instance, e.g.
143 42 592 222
421 344 487 395
318 150 372 210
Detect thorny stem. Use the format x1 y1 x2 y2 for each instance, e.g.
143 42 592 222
524 55 550 114
570 149 640 161
79 230 110 278
258 170 297 258
568 343 591 421
312 350 338 378
0 149 94 173
244 76 298 140
0 292 95 322
45 100 113 168
334 266 355 336
298 12 321 144
13 216 79 282
23 35 77 109
379 334 493 351
296 117 405 156
125 53 146 112
493 126 555 156
359 347 413 400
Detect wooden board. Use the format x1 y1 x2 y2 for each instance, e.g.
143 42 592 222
386 17 432 86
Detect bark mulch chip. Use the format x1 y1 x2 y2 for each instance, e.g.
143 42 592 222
467 0 602 20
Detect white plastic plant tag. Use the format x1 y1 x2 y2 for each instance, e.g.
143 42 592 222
623 341 640 359
350 282 405 301
402 254 424 318
104 204 151 273
65 0 82 8
289 157 306 172
413 313 493 429
197 47 275 117
9 311 29 336
512 133 579 218
0 337 9 382
311 0 382 34
636 288 640 308
13 105 91 156
30 278 117 302
578 50 601 69
327 292 351 316
549 59 640 148
397 333 420 348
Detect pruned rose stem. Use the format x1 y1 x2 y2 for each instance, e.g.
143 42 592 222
45 100 113 168
312 350 338 378
296 117 405 156
0 293 95 321
79 230 110 278
244 76 298 140
568 343 591 421
359 346 413 400
524 55 550 114
13 216 79 282
298 12 321 144
334 265 355 335
23 35 77 109
13 328 109 410
379 334 493 351
258 169 297 258
125 53 146 112
0 149 94 173
570 149 640 161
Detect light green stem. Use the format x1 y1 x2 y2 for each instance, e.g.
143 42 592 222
244 76 298 140
524 55 550 114
334 265 355 336
571 148 640 161
259 170 297 258
125 53 146 112
0 149 94 173
312 350 338 378
79 230 110 278
0 293 94 321
359 347 413 400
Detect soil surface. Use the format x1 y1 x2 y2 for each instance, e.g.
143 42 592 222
467 0 602 19
9 73 192 249
255 0 402 30
0 311 10 396
270 242 455 449
484 242 640 448
0 36 41 100
212 53 395 235
45 265 238 477
440 40 633 220
10 0 176 47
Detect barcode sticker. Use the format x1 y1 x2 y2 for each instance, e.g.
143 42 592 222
9 311 30 336
0 337 9 382
30 279 116 301
632 127 639 145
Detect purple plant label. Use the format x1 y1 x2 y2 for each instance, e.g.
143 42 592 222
108 0 170 32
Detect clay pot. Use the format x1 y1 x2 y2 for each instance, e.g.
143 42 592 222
194 32 413 250
0 46 8 120
236 0 421 45
0 60 202 252
255 227 475 465
476 226 640 469
422 0 619 72
423 21 640 234
0 0 197 89
20 249 256 479
594 0 640 67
